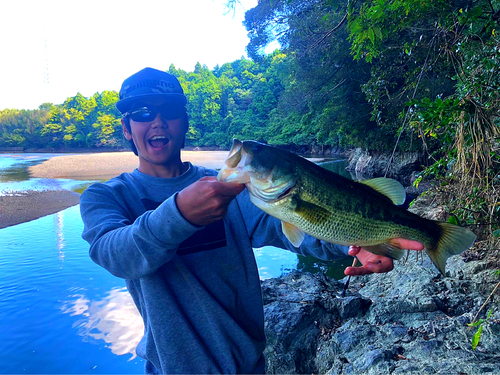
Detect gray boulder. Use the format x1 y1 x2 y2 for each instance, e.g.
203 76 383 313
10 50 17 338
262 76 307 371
346 148 424 186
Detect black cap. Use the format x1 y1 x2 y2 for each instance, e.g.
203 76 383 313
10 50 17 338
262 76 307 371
116 67 187 113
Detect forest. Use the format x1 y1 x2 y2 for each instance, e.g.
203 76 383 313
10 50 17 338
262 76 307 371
1 0 499 236
1 1 498 153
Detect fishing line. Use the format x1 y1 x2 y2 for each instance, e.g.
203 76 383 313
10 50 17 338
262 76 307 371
340 257 357 297
384 34 436 178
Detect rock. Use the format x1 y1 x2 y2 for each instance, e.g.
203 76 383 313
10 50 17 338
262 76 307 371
346 148 424 185
262 271 371 374
263 258 500 374
407 189 448 221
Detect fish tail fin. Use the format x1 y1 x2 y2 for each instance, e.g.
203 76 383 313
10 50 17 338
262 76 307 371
426 222 476 275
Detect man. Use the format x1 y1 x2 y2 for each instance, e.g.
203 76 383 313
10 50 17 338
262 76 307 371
80 67 423 374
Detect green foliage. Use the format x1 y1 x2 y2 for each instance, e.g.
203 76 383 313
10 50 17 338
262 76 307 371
348 0 449 62
407 33 500 239
170 53 286 148
2 91 124 150
243 0 389 149
468 309 493 350
1 0 499 176
0 106 53 148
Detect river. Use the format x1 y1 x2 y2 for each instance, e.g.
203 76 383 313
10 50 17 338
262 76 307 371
0 152 353 373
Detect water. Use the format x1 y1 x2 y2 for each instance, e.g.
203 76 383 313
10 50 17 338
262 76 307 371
0 207 144 373
0 153 92 195
0 153 352 373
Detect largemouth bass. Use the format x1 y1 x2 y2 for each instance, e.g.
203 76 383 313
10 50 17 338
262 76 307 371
217 139 476 275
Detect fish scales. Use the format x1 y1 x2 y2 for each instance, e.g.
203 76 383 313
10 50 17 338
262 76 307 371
275 165 436 246
218 139 477 274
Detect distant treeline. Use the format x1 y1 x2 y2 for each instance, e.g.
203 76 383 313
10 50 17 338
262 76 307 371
1 0 499 158
0 55 289 151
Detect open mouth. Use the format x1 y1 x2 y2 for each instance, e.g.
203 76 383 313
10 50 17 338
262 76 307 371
148 135 169 149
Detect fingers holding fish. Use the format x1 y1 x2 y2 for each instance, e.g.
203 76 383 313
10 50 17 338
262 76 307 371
176 177 245 226
348 245 362 257
389 238 425 252
344 248 394 275
345 238 425 275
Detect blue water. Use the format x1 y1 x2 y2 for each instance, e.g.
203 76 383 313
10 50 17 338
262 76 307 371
0 207 145 373
0 153 352 373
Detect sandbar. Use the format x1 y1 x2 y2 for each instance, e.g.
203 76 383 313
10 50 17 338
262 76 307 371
28 151 231 180
0 190 81 229
2 151 231 229
3 150 326 229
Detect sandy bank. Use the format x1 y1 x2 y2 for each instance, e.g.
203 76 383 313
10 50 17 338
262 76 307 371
2 151 230 229
0 190 81 229
29 151 231 180
4 150 326 230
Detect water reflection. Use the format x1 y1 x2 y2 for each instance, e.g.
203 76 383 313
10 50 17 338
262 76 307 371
0 206 145 373
318 159 354 179
0 158 45 182
255 246 298 279
61 287 144 360
55 211 65 262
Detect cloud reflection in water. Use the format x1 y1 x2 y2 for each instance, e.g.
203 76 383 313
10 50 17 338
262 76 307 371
61 287 144 360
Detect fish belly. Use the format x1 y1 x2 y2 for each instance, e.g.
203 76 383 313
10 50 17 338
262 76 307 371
277 206 410 246
258 189 433 248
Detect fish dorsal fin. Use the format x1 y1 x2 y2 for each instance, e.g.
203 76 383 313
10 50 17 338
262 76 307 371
359 177 406 206
282 221 305 247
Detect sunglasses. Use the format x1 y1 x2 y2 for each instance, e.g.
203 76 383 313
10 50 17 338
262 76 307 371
123 104 186 122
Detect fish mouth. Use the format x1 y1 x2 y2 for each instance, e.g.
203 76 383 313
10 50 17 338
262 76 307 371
217 139 251 182
225 139 244 167
218 139 297 201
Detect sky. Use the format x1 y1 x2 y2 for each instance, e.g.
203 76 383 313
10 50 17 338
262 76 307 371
0 0 259 110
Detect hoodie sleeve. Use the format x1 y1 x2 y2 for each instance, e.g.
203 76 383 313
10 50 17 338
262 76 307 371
235 190 350 261
80 182 202 280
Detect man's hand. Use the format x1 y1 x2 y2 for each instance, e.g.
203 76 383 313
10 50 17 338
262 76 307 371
344 239 424 276
176 176 245 226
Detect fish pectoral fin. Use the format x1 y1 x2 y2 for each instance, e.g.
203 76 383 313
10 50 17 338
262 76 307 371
282 221 305 248
362 241 405 260
359 177 406 206
294 198 330 225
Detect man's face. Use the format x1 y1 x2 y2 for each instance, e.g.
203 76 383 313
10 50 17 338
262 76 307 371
122 98 187 175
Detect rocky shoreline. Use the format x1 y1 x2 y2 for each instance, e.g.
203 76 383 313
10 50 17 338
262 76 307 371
262 172 500 374
263 252 500 374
